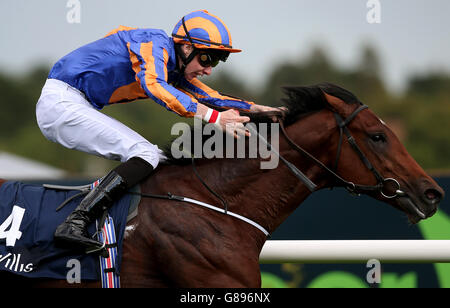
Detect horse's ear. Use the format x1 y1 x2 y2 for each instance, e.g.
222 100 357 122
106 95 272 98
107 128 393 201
321 91 356 117
318 83 362 116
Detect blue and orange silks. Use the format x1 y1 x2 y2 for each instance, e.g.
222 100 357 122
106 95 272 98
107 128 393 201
48 26 252 117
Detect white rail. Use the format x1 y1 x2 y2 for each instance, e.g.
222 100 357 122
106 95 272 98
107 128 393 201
259 240 450 263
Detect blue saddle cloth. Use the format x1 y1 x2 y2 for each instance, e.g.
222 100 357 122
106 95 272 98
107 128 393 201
0 181 132 280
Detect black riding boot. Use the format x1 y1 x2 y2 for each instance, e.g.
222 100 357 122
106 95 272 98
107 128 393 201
54 171 128 251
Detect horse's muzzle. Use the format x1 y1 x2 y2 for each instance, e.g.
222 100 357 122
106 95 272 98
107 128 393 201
396 178 445 224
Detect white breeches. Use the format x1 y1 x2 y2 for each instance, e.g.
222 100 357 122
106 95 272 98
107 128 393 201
36 79 164 169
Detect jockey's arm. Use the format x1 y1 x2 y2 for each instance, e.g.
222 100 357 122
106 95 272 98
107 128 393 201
129 41 198 117
181 78 280 114
180 77 254 111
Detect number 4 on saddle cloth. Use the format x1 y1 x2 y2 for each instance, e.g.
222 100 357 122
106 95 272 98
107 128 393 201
0 180 139 285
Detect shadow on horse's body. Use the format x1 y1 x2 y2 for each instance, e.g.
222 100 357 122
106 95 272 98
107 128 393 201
0 83 444 287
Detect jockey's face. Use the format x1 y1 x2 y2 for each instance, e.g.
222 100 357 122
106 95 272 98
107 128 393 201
180 44 213 81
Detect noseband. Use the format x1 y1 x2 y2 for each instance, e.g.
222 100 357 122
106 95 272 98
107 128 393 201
278 104 406 199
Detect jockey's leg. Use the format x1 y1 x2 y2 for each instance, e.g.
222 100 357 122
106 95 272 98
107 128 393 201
36 79 164 251
54 157 154 250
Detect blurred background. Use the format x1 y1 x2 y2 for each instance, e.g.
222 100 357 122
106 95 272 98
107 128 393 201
0 0 449 178
1 0 450 288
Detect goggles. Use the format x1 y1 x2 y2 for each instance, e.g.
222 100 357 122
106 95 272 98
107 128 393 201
198 50 230 68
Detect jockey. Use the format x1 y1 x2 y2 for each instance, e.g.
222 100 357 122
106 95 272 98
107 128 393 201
36 10 277 252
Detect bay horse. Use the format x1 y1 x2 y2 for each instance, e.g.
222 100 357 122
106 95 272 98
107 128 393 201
0 83 444 287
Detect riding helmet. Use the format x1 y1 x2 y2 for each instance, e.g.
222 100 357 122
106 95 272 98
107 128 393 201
172 10 242 53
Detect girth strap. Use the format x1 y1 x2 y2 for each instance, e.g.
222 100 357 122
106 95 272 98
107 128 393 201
130 191 270 236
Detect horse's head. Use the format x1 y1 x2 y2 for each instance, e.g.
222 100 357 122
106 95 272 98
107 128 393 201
280 83 444 224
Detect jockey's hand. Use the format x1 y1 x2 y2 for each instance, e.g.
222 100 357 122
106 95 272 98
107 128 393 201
218 109 251 139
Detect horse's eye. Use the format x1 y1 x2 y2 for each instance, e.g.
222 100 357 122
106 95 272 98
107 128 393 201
370 133 387 143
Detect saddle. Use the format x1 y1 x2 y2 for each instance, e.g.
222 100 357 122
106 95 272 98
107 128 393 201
43 182 141 223
0 180 140 282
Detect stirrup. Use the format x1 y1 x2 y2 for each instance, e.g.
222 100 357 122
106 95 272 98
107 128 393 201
86 209 109 258
86 241 109 258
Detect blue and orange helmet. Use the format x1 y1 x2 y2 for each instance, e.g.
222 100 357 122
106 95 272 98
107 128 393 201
172 10 242 53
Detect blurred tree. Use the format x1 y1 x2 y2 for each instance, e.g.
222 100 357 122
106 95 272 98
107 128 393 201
258 46 339 107
0 73 32 139
406 72 450 101
399 73 450 169
357 43 382 78
202 69 256 102
351 43 392 112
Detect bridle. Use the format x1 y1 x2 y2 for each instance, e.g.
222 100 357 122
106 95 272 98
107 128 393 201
278 104 406 199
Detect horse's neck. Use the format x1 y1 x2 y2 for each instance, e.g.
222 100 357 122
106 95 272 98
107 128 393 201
192 113 336 236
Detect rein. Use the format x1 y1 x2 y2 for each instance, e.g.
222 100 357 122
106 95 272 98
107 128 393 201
130 191 269 236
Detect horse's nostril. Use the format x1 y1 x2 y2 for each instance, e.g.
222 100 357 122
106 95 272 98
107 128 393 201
425 189 442 203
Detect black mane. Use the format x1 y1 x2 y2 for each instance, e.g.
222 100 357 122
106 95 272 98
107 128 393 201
279 82 362 125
